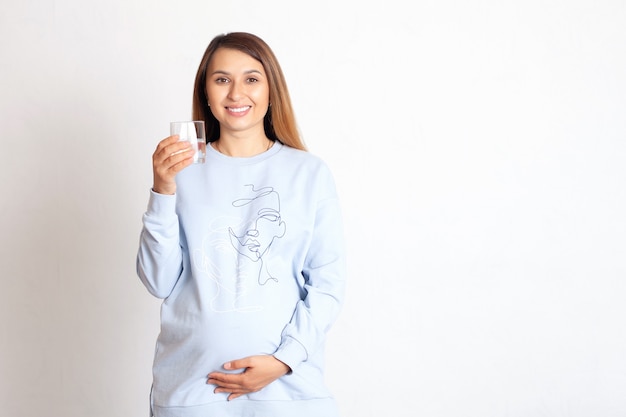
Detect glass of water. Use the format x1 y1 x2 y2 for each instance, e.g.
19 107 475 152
170 121 206 164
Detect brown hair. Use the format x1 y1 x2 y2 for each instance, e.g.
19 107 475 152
192 32 306 151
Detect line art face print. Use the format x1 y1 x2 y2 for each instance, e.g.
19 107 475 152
192 184 287 313
229 184 286 285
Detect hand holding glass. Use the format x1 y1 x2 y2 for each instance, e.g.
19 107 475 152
170 121 206 164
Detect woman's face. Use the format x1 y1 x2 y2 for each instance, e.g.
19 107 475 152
206 48 270 139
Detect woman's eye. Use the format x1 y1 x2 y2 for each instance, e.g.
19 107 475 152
247 78 259 83
215 77 229 83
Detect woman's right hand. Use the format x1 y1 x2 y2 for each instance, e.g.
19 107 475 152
152 135 195 195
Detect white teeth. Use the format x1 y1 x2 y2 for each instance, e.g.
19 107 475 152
229 106 250 113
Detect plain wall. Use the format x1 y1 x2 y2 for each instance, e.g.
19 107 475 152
1 1 625 416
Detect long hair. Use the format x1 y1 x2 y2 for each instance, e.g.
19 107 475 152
192 32 306 151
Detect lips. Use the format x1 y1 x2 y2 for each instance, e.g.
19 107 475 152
227 106 251 113
244 239 260 251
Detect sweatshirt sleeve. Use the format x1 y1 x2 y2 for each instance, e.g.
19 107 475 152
136 189 183 299
273 167 347 371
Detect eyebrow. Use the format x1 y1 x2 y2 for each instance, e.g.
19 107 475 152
209 69 263 76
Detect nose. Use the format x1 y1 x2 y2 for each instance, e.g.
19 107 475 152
228 80 244 101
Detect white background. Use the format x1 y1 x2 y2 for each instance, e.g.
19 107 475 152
1 1 625 416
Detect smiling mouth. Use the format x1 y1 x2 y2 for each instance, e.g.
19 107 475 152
228 106 251 113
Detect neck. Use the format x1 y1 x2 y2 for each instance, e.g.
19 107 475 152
212 136 273 157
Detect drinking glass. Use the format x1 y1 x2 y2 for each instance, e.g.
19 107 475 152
170 121 206 164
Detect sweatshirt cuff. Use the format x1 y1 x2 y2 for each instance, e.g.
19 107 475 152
146 188 177 216
273 336 308 373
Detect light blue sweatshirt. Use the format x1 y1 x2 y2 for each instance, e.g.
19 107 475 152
136 142 346 417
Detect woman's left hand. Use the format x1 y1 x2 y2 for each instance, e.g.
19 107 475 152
207 355 291 401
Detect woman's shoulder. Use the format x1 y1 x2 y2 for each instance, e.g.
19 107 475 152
277 142 328 167
276 143 337 191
